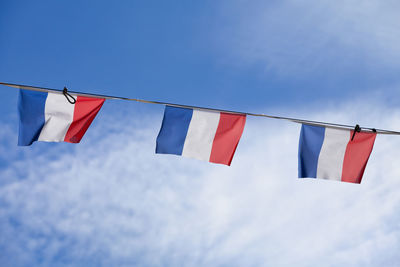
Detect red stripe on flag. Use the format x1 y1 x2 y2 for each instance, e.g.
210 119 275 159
64 96 105 143
341 131 377 184
209 113 246 166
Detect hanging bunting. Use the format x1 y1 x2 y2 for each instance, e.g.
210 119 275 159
156 106 246 165
298 124 377 183
18 89 105 146
0 81 398 182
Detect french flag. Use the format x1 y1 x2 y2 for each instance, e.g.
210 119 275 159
156 106 246 165
298 124 377 183
18 89 105 146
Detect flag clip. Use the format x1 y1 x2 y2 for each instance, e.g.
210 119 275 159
351 124 361 141
63 87 76 104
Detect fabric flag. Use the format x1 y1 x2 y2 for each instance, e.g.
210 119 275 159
18 89 105 146
298 124 377 183
156 106 246 166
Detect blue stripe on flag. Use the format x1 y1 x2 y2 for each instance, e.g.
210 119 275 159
18 89 47 146
156 106 193 155
298 124 325 178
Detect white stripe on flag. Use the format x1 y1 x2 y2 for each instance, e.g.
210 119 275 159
182 110 220 161
317 128 349 181
38 93 75 142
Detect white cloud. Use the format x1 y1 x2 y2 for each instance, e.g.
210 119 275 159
216 0 400 75
0 101 399 266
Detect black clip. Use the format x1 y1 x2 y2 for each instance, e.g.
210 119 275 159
351 124 361 141
63 87 76 104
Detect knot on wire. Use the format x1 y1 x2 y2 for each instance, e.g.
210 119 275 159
351 124 361 141
63 87 76 104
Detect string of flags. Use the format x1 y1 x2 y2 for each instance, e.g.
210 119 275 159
2 81 400 184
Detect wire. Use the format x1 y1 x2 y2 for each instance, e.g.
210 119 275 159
1 81 399 135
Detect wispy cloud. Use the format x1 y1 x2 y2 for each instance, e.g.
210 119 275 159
0 100 399 266
216 0 400 76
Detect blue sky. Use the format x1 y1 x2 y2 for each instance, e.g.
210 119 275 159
1 1 400 266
